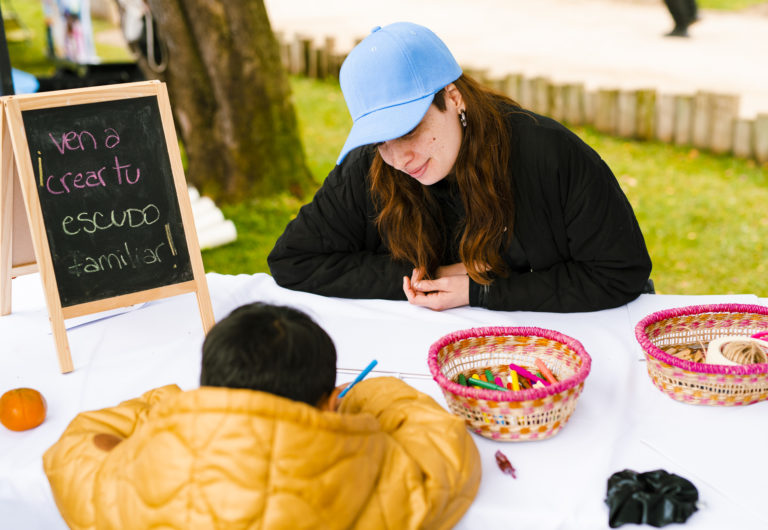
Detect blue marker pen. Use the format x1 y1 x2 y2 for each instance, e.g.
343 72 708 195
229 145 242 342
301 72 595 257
339 359 378 398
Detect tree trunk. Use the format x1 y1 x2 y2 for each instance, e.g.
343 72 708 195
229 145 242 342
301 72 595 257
137 0 313 202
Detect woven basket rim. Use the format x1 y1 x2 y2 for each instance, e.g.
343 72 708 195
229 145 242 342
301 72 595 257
427 326 592 402
634 303 768 375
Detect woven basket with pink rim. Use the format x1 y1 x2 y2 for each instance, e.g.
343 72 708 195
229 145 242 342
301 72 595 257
428 326 592 442
635 304 768 406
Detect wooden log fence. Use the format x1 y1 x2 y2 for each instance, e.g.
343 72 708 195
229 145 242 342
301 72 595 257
277 33 768 165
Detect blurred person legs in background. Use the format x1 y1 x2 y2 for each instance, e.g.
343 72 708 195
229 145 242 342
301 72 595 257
663 0 699 37
687 0 699 22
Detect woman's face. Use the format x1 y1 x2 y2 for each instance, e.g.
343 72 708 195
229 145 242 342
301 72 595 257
377 84 464 186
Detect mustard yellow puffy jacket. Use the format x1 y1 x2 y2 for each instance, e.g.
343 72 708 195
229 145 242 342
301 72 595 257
43 377 481 529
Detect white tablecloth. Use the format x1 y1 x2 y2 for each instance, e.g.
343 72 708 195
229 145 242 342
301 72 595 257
1 273 766 529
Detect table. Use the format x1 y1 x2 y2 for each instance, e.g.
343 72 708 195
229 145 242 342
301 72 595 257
1 273 767 529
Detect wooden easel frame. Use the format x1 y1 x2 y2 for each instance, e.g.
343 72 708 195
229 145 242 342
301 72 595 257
1 104 38 315
2 80 214 373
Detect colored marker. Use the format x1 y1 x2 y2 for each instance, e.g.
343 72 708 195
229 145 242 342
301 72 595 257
494 376 505 388
509 363 549 386
510 370 520 391
495 450 517 479
339 359 378 398
467 377 508 391
457 373 468 386
534 358 558 385
485 369 495 383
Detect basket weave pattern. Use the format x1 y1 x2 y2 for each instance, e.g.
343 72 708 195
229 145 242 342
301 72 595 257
428 327 591 442
635 304 768 406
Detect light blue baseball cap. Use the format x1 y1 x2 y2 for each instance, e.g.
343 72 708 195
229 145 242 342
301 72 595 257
336 22 462 165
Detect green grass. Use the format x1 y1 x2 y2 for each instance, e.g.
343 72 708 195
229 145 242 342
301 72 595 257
700 0 767 9
291 77 351 181
578 130 768 296
90 17 135 63
3 0 55 77
201 194 305 275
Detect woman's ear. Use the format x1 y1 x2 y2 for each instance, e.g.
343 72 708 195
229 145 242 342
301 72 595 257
444 83 465 111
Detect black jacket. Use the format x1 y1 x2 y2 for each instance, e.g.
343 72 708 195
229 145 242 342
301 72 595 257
268 109 652 312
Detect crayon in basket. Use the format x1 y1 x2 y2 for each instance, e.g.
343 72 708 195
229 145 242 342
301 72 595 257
454 363 557 392
467 375 507 391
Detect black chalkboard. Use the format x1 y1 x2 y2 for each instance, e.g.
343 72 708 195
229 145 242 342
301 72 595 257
20 96 193 307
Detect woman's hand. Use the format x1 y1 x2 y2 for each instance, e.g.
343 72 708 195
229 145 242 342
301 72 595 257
403 265 470 311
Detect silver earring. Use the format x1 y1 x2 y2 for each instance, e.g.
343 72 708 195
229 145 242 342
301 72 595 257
459 110 467 128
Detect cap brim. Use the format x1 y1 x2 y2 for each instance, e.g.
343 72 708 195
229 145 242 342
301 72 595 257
336 93 435 165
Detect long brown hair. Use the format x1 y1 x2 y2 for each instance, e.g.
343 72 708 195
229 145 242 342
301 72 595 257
370 75 518 284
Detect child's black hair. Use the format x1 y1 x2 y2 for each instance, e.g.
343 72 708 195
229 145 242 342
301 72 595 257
200 302 337 406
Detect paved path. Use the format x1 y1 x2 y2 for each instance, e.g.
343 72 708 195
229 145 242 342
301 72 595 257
264 0 768 119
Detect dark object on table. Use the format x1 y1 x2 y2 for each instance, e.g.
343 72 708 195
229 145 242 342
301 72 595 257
605 469 698 527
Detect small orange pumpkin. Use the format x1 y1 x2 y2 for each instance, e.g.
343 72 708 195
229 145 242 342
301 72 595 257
0 388 47 431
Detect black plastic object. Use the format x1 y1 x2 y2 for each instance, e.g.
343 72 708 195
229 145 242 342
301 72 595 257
605 469 698 528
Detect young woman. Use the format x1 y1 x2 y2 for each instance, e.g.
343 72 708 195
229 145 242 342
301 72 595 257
268 22 652 312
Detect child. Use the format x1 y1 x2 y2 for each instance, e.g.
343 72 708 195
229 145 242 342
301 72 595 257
43 302 481 529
